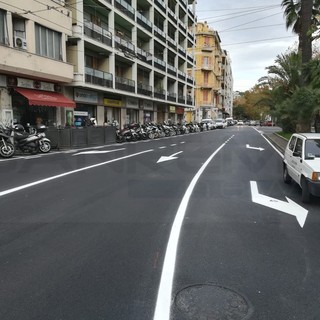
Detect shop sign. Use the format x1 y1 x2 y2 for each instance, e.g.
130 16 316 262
74 88 98 104
141 100 154 111
104 98 122 107
126 98 139 109
169 106 176 113
74 111 88 116
176 107 184 114
14 77 55 91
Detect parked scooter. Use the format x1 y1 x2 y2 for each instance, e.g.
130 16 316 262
0 123 15 158
5 124 49 155
25 124 51 153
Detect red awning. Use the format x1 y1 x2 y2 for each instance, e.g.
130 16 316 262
15 88 76 108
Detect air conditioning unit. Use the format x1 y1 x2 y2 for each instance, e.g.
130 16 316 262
14 36 27 50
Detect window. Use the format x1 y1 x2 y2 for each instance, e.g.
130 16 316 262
0 9 8 45
35 24 62 60
294 138 303 156
288 136 297 151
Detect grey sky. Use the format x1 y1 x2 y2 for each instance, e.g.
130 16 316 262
195 1 298 91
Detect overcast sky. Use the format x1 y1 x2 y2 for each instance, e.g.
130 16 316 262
195 1 298 91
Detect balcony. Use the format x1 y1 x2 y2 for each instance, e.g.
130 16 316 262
178 19 186 33
114 0 135 20
154 88 166 100
136 48 152 65
167 36 177 50
178 45 186 56
85 67 113 87
114 36 135 55
137 83 153 96
84 22 112 47
167 64 177 76
136 12 152 32
178 95 185 104
177 70 186 80
154 57 166 71
154 26 166 42
154 0 166 13
167 92 176 102
167 8 177 22
186 74 195 85
115 76 135 92
201 63 213 70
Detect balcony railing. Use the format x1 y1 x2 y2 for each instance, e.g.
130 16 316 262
114 0 135 20
85 67 113 87
154 88 166 100
154 0 166 13
136 12 152 32
177 70 186 80
167 64 177 76
115 76 135 92
114 36 135 55
178 95 186 104
167 36 177 50
178 45 186 57
167 92 176 102
136 48 152 64
154 57 166 71
137 83 153 96
84 21 112 47
154 26 166 42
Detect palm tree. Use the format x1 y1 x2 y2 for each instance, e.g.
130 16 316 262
281 0 320 64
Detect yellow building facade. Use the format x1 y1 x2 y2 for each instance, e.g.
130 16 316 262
189 21 224 122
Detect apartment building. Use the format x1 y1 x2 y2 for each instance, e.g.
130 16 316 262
0 0 75 127
0 0 196 128
220 49 233 117
190 21 233 122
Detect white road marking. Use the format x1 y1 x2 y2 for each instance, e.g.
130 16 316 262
250 181 308 228
0 149 154 197
73 148 125 155
153 138 232 320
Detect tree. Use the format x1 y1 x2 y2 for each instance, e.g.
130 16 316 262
281 0 320 65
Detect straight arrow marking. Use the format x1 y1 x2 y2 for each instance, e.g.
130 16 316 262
250 181 308 228
246 144 264 151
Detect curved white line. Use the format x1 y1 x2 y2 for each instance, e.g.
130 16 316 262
153 138 232 320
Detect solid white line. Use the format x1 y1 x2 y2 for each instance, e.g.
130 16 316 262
0 149 154 197
153 139 231 320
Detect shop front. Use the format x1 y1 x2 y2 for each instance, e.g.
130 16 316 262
73 88 98 126
126 98 139 125
141 100 154 123
103 97 122 126
176 107 184 123
11 82 75 127
169 106 176 123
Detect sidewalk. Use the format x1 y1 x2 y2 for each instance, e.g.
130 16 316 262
264 132 288 154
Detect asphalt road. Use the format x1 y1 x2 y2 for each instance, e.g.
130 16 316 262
0 125 320 320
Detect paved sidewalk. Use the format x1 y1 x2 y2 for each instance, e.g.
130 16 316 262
264 132 288 154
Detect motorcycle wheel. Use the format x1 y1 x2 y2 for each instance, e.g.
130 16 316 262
39 141 51 153
0 142 15 158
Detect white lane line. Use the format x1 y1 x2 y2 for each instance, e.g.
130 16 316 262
0 149 154 197
153 138 232 320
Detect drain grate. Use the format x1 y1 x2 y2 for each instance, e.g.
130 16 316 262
175 284 252 320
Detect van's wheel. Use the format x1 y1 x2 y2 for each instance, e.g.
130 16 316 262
283 164 291 183
301 177 311 203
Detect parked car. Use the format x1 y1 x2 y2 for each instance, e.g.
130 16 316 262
283 133 320 202
237 120 244 125
200 119 216 130
214 118 227 129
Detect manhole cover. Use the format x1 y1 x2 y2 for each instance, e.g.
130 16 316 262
175 284 252 320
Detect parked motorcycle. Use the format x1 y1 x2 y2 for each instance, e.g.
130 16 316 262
0 123 15 158
25 124 51 153
4 124 49 155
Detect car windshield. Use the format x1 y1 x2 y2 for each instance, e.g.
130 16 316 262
305 139 320 158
